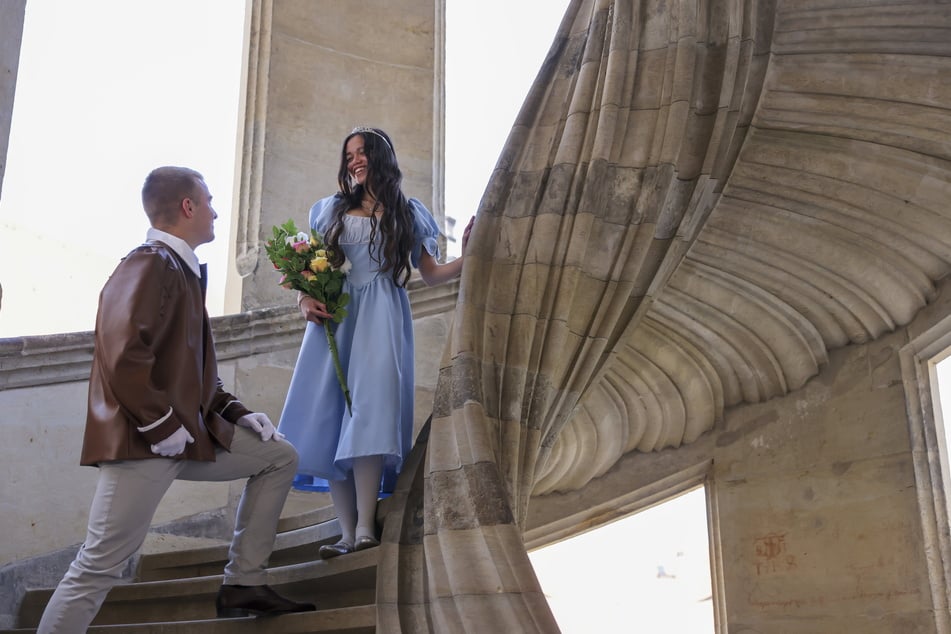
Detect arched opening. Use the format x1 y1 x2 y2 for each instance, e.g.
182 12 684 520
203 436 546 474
529 487 716 632
933 354 951 528
900 312 951 632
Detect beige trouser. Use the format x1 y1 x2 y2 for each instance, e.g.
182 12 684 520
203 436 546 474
36 426 299 634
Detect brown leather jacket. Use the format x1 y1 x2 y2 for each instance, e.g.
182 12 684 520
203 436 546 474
81 242 251 466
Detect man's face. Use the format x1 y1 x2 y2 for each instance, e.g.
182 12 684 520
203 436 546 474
188 179 217 247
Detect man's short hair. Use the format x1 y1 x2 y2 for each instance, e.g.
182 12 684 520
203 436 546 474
141 166 205 225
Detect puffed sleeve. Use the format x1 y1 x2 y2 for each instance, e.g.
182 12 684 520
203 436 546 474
408 198 441 268
309 194 340 235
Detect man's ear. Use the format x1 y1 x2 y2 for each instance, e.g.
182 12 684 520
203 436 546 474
181 197 195 218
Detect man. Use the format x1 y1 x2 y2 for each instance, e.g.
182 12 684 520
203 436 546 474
37 166 315 633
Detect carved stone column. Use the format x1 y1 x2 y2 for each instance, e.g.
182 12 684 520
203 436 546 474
0 0 26 201
229 0 445 312
376 0 776 629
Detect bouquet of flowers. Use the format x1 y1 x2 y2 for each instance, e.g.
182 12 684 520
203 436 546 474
265 219 352 412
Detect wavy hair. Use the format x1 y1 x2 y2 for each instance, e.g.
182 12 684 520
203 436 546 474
323 128 415 287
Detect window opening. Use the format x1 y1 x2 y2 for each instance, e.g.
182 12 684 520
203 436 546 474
529 487 715 632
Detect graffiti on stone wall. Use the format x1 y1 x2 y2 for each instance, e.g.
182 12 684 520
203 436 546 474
754 532 797 576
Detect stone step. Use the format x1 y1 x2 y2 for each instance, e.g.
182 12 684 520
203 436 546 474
0 604 376 633
275 496 337 533
6 494 392 632
16 549 380 629
135 497 391 582
136 514 342 582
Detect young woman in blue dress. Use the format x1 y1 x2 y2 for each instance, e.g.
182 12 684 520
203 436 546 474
278 127 474 558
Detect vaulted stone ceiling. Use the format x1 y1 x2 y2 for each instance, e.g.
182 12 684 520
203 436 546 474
515 0 951 496
378 0 951 630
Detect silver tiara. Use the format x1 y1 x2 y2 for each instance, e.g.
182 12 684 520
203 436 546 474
350 126 392 150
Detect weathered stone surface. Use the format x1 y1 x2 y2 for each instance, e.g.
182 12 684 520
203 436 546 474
0 0 25 202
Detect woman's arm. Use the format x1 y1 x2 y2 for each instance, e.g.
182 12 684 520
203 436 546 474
417 216 474 286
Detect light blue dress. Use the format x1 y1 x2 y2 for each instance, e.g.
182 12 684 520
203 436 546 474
278 194 440 493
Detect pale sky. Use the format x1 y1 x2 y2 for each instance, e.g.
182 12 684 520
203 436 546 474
0 0 572 338
0 0 245 335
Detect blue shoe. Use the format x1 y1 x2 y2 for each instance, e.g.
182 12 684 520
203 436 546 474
318 540 353 559
354 535 380 551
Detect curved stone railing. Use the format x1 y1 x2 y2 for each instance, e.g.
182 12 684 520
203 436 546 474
0 278 458 390
0 277 459 574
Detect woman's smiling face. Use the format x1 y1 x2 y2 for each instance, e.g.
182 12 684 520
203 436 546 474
345 135 369 187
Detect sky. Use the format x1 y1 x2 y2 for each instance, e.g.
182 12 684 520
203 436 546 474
0 0 245 334
0 0 574 339
530 487 715 632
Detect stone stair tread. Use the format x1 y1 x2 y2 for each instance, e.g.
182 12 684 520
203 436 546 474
139 532 229 556
276 495 389 533
24 551 380 603
0 604 376 633
277 499 337 533
11 500 390 632
135 498 390 581
18 551 381 628
135 516 344 581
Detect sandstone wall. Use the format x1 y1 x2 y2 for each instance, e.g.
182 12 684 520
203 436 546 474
0 0 25 200
527 274 951 632
713 295 948 631
228 0 444 313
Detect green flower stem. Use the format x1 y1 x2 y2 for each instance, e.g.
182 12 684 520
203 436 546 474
324 320 352 415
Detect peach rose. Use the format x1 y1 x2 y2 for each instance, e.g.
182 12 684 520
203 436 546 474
310 256 330 273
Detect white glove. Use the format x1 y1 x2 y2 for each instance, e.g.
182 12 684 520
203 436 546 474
237 412 285 442
150 427 195 456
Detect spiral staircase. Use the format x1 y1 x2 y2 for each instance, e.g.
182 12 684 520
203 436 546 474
2 493 383 633
5 0 951 631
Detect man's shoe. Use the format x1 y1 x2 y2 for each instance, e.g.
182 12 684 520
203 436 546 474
215 584 316 618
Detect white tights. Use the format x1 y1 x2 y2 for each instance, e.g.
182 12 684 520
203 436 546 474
328 455 384 544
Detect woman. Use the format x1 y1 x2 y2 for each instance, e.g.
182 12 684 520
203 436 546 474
278 127 473 558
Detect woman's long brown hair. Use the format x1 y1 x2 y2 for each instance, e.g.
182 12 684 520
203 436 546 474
323 128 415 287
